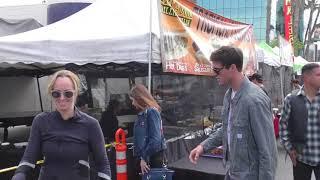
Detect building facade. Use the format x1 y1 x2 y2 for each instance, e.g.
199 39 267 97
196 0 270 42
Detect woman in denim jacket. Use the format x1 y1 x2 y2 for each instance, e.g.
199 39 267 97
130 84 166 175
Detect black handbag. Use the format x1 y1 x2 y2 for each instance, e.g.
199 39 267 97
142 168 174 180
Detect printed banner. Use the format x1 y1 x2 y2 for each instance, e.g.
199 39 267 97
283 0 293 44
279 35 294 67
160 0 256 76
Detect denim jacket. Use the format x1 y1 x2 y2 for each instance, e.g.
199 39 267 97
133 107 166 161
200 77 277 180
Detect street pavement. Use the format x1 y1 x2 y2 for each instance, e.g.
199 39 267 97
276 139 316 180
0 126 317 180
276 139 294 180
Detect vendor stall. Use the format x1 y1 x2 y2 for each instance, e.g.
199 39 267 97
0 0 161 134
0 0 246 179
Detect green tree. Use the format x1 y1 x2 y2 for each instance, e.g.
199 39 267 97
292 36 304 56
292 0 304 42
304 0 320 59
269 38 278 48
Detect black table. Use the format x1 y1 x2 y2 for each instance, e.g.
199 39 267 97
0 111 40 142
168 156 226 180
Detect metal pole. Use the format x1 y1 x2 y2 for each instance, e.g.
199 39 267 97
148 0 153 92
104 74 109 112
278 35 285 105
279 67 284 105
36 76 44 112
315 44 318 62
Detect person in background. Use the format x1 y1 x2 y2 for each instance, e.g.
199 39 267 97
76 91 89 113
189 46 277 180
130 84 166 175
280 63 320 180
100 99 120 143
291 79 302 90
249 73 268 95
249 73 281 138
11 70 111 180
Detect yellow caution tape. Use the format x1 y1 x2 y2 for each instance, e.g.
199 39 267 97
0 143 116 174
0 160 44 174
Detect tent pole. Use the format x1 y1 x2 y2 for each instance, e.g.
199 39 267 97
279 67 284 105
148 0 153 92
36 76 44 112
278 36 285 106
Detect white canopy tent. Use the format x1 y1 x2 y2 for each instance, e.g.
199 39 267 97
255 42 281 67
255 42 294 106
0 0 162 125
293 56 311 75
293 56 320 75
0 18 43 37
0 0 161 77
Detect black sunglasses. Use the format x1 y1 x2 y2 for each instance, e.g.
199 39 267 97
212 67 224 75
51 90 74 99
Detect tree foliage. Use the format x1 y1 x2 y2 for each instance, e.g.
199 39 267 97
303 0 320 59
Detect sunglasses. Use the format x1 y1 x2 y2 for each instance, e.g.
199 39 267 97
212 66 224 75
51 90 74 99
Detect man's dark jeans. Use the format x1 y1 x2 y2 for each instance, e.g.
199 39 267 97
294 161 320 180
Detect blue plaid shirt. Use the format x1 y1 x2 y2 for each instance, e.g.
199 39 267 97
280 87 320 166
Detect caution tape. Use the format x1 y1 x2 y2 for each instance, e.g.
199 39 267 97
0 143 116 174
0 160 44 174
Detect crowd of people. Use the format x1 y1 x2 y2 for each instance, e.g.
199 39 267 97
10 45 320 180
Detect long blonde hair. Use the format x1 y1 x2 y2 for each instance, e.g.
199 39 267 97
130 84 161 112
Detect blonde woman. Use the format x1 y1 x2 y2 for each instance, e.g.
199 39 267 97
12 70 111 180
130 84 166 175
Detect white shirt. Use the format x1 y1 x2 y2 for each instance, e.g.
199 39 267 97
227 90 236 152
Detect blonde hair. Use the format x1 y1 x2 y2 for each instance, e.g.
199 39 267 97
47 70 80 96
130 84 161 111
